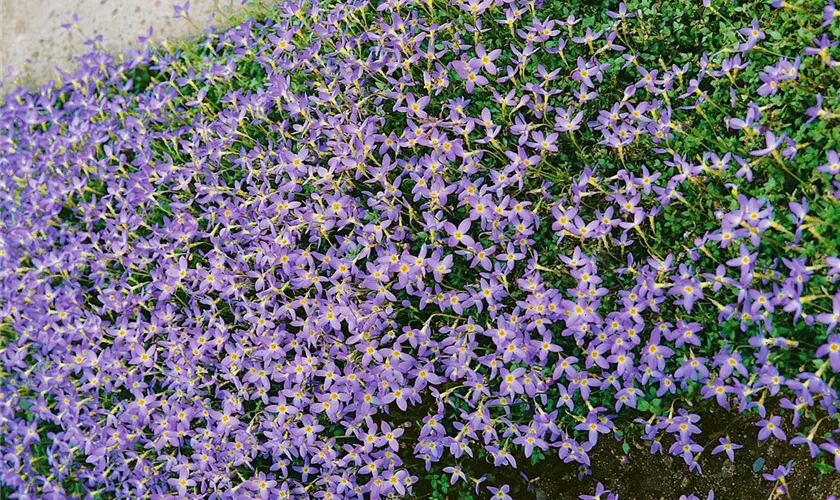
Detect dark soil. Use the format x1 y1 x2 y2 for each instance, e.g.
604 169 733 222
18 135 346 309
525 408 839 500
408 406 840 500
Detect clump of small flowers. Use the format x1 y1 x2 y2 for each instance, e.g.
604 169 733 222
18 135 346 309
0 0 839 498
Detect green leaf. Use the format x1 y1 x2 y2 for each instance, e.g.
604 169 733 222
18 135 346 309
813 462 836 474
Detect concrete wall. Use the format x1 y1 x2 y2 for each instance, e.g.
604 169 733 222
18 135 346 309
0 0 247 90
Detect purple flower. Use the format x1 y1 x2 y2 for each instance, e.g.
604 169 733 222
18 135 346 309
670 438 703 468
172 1 190 19
443 465 467 485
680 491 714 500
576 413 612 446
488 484 513 500
816 335 840 371
805 94 828 125
400 94 431 119
669 276 705 313
739 19 765 43
475 44 502 74
827 256 840 282
607 2 635 20
816 292 840 333
824 1 839 27
167 470 196 497
757 416 787 442
763 460 793 482
820 440 840 473
790 435 820 457
453 59 489 93
711 438 742 462
580 482 614 500
726 243 757 280
817 150 840 176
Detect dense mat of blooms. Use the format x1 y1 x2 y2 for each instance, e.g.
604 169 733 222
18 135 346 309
1 0 840 498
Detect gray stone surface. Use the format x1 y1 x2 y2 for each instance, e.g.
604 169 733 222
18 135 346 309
0 0 247 90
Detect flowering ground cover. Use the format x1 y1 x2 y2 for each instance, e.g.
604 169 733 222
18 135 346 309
2 0 840 498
